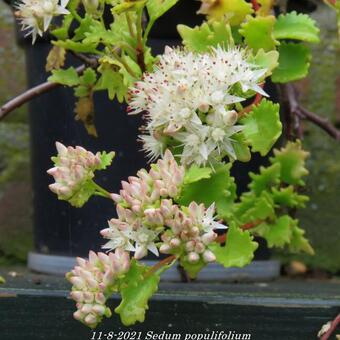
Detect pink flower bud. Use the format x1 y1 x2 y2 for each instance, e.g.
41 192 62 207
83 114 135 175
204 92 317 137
70 291 83 302
203 250 216 263
81 304 93 314
73 310 85 321
159 244 171 254
92 304 106 316
84 313 97 326
110 193 122 203
56 141 67 156
188 252 200 263
95 293 106 304
69 277 86 289
170 238 181 247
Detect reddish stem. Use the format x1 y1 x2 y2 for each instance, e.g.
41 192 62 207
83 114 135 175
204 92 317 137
238 90 263 117
145 255 176 277
251 0 261 11
217 220 262 244
321 314 340 340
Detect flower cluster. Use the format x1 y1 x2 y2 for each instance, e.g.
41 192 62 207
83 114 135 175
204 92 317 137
160 202 226 263
100 149 227 263
47 142 104 201
15 0 69 43
128 46 267 166
101 149 185 259
66 249 130 328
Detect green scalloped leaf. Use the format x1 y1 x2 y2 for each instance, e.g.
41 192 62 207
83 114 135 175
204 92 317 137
231 133 251 162
98 151 116 170
239 15 279 52
115 260 160 326
234 191 275 224
53 38 99 54
273 11 320 43
240 99 282 156
178 163 236 219
255 215 293 248
209 224 258 267
177 21 234 53
248 163 281 195
271 43 311 83
48 67 80 86
51 0 80 39
272 186 309 208
184 165 212 185
270 141 309 186
248 49 279 77
288 220 314 255
95 65 128 102
67 181 97 208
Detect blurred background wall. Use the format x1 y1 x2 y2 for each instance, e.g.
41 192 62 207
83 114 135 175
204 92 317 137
0 2 32 265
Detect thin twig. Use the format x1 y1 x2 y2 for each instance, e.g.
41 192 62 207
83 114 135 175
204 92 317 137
320 314 340 340
69 51 99 68
0 65 86 121
282 84 340 142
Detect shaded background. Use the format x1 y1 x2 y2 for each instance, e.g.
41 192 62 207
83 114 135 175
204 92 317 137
0 2 339 272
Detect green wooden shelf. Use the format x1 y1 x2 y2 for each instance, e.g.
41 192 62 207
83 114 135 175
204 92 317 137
0 267 339 340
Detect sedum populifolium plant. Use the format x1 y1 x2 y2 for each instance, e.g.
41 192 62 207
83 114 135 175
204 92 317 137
14 0 324 330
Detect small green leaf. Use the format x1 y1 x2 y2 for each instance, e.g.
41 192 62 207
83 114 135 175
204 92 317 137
48 67 80 86
270 140 309 185
73 15 96 41
95 64 128 102
98 151 116 170
240 99 282 156
51 0 80 39
274 11 320 43
80 68 97 86
179 258 206 279
53 39 98 53
256 215 293 248
147 0 179 22
115 260 160 326
272 42 311 83
248 49 279 77
289 220 314 255
209 224 258 267
272 186 309 208
231 133 251 162
234 191 275 224
68 181 97 208
178 21 234 53
178 163 236 219
248 163 281 195
184 165 212 185
0 276 5 284
239 15 279 52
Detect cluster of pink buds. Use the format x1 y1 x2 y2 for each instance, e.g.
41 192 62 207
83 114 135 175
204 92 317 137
101 150 186 259
160 202 226 263
112 149 185 209
47 142 111 201
66 249 130 328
